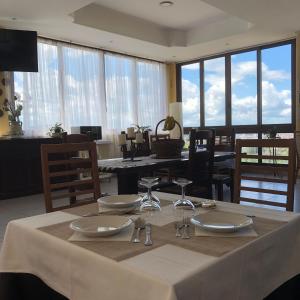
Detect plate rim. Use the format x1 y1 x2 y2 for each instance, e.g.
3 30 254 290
191 211 253 232
70 215 133 236
97 194 142 208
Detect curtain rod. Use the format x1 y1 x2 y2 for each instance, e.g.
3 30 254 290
38 35 165 64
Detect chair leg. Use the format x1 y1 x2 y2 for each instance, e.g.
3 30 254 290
230 181 234 203
215 182 223 202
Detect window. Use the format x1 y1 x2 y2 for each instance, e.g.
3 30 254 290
178 40 295 139
231 51 257 125
181 63 200 127
262 44 292 124
14 39 167 139
204 57 225 126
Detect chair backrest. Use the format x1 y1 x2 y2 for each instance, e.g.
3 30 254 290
234 138 296 211
41 142 101 213
214 127 235 152
63 133 90 143
187 129 215 198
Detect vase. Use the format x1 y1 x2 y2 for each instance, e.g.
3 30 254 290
9 121 23 136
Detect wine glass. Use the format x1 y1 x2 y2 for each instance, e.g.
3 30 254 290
172 178 195 210
139 177 161 212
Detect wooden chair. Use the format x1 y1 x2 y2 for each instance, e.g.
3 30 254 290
212 127 235 201
63 133 113 183
41 142 101 213
214 127 235 152
234 139 296 211
63 133 91 143
156 129 215 199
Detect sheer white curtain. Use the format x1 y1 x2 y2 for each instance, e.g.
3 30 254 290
15 39 168 156
15 40 61 136
16 39 106 136
136 61 167 130
104 53 167 154
61 44 106 133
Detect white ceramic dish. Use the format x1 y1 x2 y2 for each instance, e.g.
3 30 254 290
97 194 142 209
70 215 133 237
191 211 253 233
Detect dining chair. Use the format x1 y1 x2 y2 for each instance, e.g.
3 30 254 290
63 133 113 183
41 142 101 213
212 127 235 201
234 138 296 211
214 127 235 152
156 129 215 199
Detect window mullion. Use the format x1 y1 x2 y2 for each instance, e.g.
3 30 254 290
225 55 231 127
200 60 204 128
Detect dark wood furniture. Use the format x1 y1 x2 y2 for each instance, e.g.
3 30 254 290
41 142 100 212
99 151 235 195
234 138 296 211
212 127 235 201
0 137 60 200
150 129 216 198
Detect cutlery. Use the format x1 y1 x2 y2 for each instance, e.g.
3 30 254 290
174 222 182 237
181 217 190 239
144 223 153 246
132 218 145 243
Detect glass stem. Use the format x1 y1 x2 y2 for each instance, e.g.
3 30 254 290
148 187 152 203
182 185 185 202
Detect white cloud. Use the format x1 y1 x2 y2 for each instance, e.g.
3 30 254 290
182 63 199 70
261 63 290 81
182 58 291 126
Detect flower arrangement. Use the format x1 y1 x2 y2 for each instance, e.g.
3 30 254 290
48 123 65 138
2 93 23 123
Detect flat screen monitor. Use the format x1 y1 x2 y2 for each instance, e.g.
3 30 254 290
0 29 38 72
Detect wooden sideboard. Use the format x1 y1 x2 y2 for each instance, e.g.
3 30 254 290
0 137 61 200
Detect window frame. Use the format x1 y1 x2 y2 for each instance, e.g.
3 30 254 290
177 39 296 136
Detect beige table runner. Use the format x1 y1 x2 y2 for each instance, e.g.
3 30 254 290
39 214 286 261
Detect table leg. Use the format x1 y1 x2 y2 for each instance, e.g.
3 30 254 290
117 172 139 194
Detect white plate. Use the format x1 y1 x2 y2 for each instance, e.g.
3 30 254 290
70 215 133 237
97 194 142 209
191 211 253 233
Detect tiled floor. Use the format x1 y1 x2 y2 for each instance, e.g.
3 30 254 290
0 176 299 249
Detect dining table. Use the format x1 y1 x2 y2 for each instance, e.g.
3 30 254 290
98 151 235 194
1 192 300 300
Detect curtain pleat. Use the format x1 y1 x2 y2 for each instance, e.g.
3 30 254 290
15 40 167 153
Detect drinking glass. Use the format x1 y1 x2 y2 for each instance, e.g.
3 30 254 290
172 178 195 210
139 177 161 212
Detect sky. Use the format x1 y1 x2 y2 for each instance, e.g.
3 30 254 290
181 44 292 127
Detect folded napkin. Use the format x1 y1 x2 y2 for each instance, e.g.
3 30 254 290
68 223 135 242
194 225 258 237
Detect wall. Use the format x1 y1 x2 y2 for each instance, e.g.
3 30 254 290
166 63 177 104
0 72 9 136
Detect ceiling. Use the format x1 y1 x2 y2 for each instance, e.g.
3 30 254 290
0 0 299 62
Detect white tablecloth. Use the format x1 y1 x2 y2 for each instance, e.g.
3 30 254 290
1 192 300 300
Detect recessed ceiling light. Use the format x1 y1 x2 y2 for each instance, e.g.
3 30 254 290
159 1 174 7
